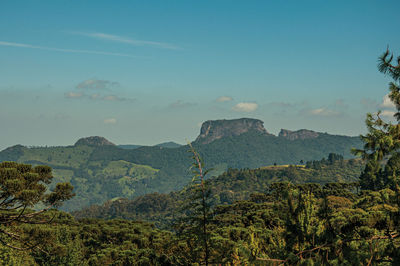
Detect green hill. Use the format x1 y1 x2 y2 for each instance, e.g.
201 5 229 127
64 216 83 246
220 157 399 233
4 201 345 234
73 157 364 227
0 120 362 212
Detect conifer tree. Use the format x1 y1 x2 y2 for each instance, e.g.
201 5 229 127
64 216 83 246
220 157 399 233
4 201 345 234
353 49 400 190
0 161 74 251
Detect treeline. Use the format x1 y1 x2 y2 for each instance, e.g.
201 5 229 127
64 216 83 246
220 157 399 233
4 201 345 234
5 181 400 265
0 130 362 212
73 157 364 228
0 212 174 265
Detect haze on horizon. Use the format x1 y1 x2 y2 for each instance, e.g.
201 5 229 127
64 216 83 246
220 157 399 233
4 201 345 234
1 0 400 150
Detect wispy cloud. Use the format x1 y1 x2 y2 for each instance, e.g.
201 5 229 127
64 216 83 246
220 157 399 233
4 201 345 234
64 92 134 102
216 96 233 102
232 102 258 112
64 92 84 99
268 101 296 108
76 79 120 90
66 78 134 102
103 95 133 102
90 93 101 100
103 118 117 124
301 107 341 117
168 100 196 109
0 41 137 58
71 32 181 50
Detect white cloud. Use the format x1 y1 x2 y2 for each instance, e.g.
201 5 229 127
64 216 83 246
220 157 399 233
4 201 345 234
103 118 117 124
64 92 84 99
232 102 258 112
76 79 120 90
0 40 137 58
72 32 181 50
216 96 233 102
381 94 396 108
381 110 396 118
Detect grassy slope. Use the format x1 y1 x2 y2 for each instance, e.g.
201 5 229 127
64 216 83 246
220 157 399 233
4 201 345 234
0 132 362 211
73 159 364 227
19 146 94 168
0 145 159 211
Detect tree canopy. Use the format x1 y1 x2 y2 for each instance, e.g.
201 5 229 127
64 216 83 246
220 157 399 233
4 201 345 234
0 161 74 251
353 50 400 190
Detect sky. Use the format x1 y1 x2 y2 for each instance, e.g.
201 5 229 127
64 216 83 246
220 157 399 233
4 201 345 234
1 0 400 150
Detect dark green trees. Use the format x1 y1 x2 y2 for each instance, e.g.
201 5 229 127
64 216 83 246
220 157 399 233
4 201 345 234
0 161 74 250
353 49 400 190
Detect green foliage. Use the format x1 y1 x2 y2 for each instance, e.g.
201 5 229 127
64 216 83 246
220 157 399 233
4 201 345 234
74 158 363 229
0 161 74 255
8 181 400 265
207 183 400 264
0 131 362 212
3 212 174 265
353 49 400 190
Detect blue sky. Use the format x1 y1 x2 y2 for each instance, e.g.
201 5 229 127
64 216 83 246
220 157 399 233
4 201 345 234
1 0 400 149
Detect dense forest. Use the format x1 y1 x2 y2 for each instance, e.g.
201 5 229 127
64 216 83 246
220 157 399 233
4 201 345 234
2 176 400 264
0 50 399 265
73 155 363 228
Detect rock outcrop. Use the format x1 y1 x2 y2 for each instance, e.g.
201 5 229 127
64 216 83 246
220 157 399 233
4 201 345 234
195 118 270 144
74 136 115 147
278 129 319 140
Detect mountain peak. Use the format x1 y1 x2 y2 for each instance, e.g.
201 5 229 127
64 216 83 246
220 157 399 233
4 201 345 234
195 118 270 144
74 136 115 147
278 129 319 140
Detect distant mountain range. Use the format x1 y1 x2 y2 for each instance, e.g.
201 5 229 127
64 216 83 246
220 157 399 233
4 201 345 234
0 118 363 211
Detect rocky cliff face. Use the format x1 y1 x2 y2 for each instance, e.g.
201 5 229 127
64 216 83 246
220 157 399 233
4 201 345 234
278 129 319 140
75 136 115 147
195 118 270 144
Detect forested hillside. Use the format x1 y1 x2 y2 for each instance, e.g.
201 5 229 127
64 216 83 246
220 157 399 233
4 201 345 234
0 128 362 211
74 156 363 227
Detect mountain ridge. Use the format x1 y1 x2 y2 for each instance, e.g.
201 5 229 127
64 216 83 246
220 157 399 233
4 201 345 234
279 129 320 140
1 118 359 151
0 118 363 212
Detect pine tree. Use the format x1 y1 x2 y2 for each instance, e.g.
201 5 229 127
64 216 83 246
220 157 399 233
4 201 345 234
353 49 400 190
0 161 74 251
